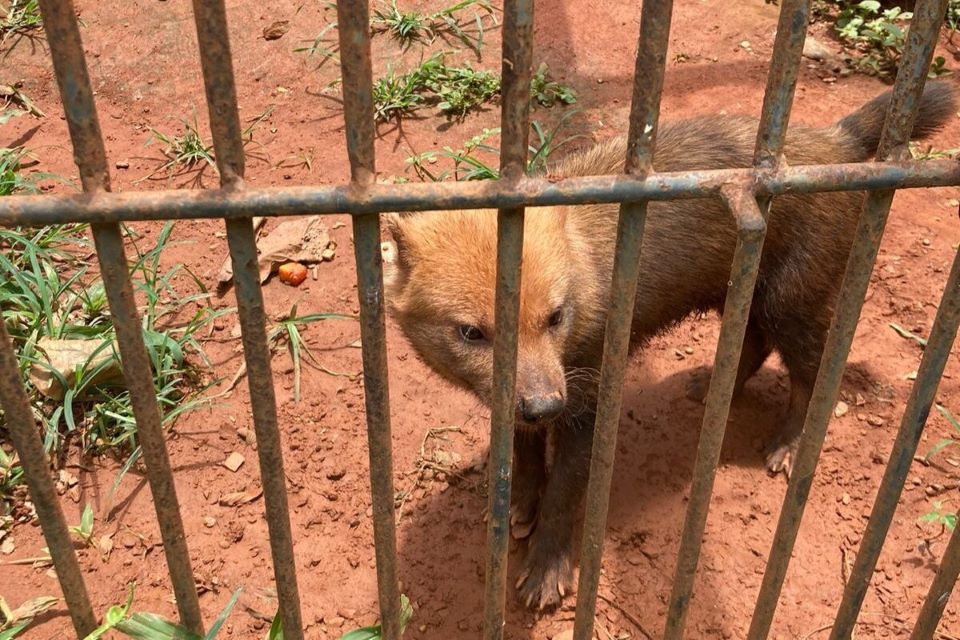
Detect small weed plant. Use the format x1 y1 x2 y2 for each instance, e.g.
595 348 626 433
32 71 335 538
0 222 229 509
918 405 960 538
0 147 65 196
371 0 496 55
828 0 954 78
374 54 575 122
406 110 586 181
0 0 42 43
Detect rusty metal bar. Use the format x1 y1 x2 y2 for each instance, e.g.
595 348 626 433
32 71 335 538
483 0 534 636
2 160 958 225
335 2 402 639
189 1 305 637
664 2 807 634
663 185 770 638
830 249 960 638
753 0 809 168
747 1 949 637
572 2 672 639
34 0 204 632
0 321 97 636
910 518 960 639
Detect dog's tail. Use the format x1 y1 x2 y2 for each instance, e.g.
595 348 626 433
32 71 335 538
836 81 956 160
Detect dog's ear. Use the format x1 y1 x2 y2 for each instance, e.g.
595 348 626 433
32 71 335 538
381 213 417 295
382 213 415 272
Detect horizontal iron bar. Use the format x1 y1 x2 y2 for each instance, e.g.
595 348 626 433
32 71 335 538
1 160 956 226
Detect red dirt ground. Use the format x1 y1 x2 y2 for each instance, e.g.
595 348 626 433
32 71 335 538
3 0 960 638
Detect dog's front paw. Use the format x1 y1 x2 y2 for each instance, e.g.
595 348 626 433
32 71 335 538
515 539 574 610
766 435 800 478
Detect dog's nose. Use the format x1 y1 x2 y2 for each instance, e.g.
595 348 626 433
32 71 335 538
518 391 564 423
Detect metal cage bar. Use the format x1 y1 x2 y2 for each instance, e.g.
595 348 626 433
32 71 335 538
0 321 97 636
335 2 403 638
747 1 950 637
189 1 306 637
663 183 769 638
830 249 960 637
663 2 808 635
482 0 535 637
911 515 960 639
572 2 672 638
32 0 205 631
3 0 960 637
2 159 958 225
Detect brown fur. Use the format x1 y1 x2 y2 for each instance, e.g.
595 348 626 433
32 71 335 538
383 81 957 610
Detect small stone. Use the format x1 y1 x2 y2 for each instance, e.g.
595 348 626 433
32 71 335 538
926 486 938 497
684 347 694 355
834 401 849 418
203 516 217 528
223 452 245 472
327 616 345 628
922 238 932 247
115 160 130 169
0 537 14 555
337 608 356 620
841 493 851 506
326 468 347 481
867 415 885 427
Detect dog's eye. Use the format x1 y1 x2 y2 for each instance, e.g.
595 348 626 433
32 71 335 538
458 324 486 342
548 308 564 328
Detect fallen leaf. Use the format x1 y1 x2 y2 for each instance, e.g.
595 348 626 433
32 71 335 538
98 533 114 558
7 595 58 623
263 20 290 40
219 490 263 507
223 452 245 472
27 338 125 402
217 217 335 289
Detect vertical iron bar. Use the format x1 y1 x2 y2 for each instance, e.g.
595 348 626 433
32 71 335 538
482 0 535 638
35 0 204 631
663 185 769 639
830 249 960 638
747 1 949 637
335 2 402 639
910 520 960 640
663 3 807 636
572 3 673 639
0 321 97 636
189 1 304 637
